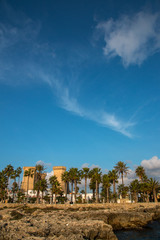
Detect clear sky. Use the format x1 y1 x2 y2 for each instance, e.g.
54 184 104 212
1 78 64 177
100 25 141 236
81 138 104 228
0 0 160 175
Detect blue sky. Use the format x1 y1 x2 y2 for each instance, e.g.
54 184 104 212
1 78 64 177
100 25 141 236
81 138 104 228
0 0 160 176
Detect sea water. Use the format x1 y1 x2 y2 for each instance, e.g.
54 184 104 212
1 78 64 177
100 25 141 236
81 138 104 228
115 221 160 240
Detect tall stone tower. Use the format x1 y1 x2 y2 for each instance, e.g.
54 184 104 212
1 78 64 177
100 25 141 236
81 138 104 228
53 166 66 193
21 167 36 192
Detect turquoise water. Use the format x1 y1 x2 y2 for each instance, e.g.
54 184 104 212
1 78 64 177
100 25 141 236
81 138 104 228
115 221 160 240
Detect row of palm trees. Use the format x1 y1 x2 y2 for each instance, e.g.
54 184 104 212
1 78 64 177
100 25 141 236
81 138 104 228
0 162 159 203
61 162 160 203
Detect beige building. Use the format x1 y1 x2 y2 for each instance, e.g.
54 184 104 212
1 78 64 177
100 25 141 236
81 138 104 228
53 166 66 193
21 167 36 192
21 166 67 194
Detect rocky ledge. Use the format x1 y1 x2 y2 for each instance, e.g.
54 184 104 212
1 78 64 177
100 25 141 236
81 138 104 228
0 203 160 240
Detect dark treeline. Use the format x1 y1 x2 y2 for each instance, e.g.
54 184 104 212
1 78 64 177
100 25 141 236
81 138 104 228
0 162 159 204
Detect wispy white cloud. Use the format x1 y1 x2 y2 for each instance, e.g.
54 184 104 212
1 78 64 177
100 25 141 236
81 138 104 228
0 3 135 138
38 71 134 137
96 11 160 66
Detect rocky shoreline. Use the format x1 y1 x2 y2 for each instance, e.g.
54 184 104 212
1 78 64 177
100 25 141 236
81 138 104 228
0 203 160 240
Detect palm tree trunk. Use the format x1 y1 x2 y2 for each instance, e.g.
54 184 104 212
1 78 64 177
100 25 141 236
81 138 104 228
65 182 67 197
134 192 137 203
122 173 124 185
54 194 57 204
113 180 116 194
107 188 109 203
92 188 95 201
74 180 77 203
37 189 40 204
42 191 44 202
146 192 149 203
51 193 53 204
18 177 20 190
85 177 87 203
71 181 73 203
96 180 98 203
27 176 29 202
153 189 158 202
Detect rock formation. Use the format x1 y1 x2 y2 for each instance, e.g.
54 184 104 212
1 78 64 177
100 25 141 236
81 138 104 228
0 203 160 239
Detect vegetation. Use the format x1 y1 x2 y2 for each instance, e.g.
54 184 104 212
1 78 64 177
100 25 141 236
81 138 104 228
0 161 160 204
49 176 61 204
81 167 90 203
114 161 129 185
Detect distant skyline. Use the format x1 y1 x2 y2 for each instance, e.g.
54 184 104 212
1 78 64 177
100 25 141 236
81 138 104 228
0 0 160 179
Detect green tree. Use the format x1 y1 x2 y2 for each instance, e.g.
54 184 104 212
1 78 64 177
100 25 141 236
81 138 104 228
0 170 8 202
129 179 140 203
61 171 70 197
114 161 129 185
16 167 22 190
102 174 111 203
117 184 129 199
89 178 96 201
4 164 14 192
108 170 118 195
34 164 45 203
24 168 34 202
12 182 18 202
89 168 102 203
68 168 81 203
135 166 146 182
148 178 159 202
68 168 75 202
11 170 19 202
40 178 48 201
49 175 61 204
81 167 90 203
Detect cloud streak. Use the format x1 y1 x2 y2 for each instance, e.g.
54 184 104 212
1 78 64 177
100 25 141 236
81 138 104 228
96 11 160 66
41 73 134 137
0 3 135 138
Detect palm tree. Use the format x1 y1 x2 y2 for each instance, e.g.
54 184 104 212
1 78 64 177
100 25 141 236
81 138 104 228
129 179 140 203
12 182 18 202
0 170 8 202
139 181 151 202
68 168 81 203
4 164 14 191
34 164 45 203
81 167 90 203
11 170 18 202
148 178 159 202
16 167 22 190
114 161 129 185
24 168 34 202
89 168 102 203
40 179 48 201
61 171 70 197
102 174 111 203
89 178 96 201
135 166 146 182
117 184 129 199
68 168 75 203
49 175 61 204
108 169 118 195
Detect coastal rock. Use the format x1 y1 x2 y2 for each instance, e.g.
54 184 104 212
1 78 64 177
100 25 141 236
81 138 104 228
1 203 160 239
107 212 153 230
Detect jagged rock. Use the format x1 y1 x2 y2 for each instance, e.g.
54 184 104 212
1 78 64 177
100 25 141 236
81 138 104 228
0 204 160 239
